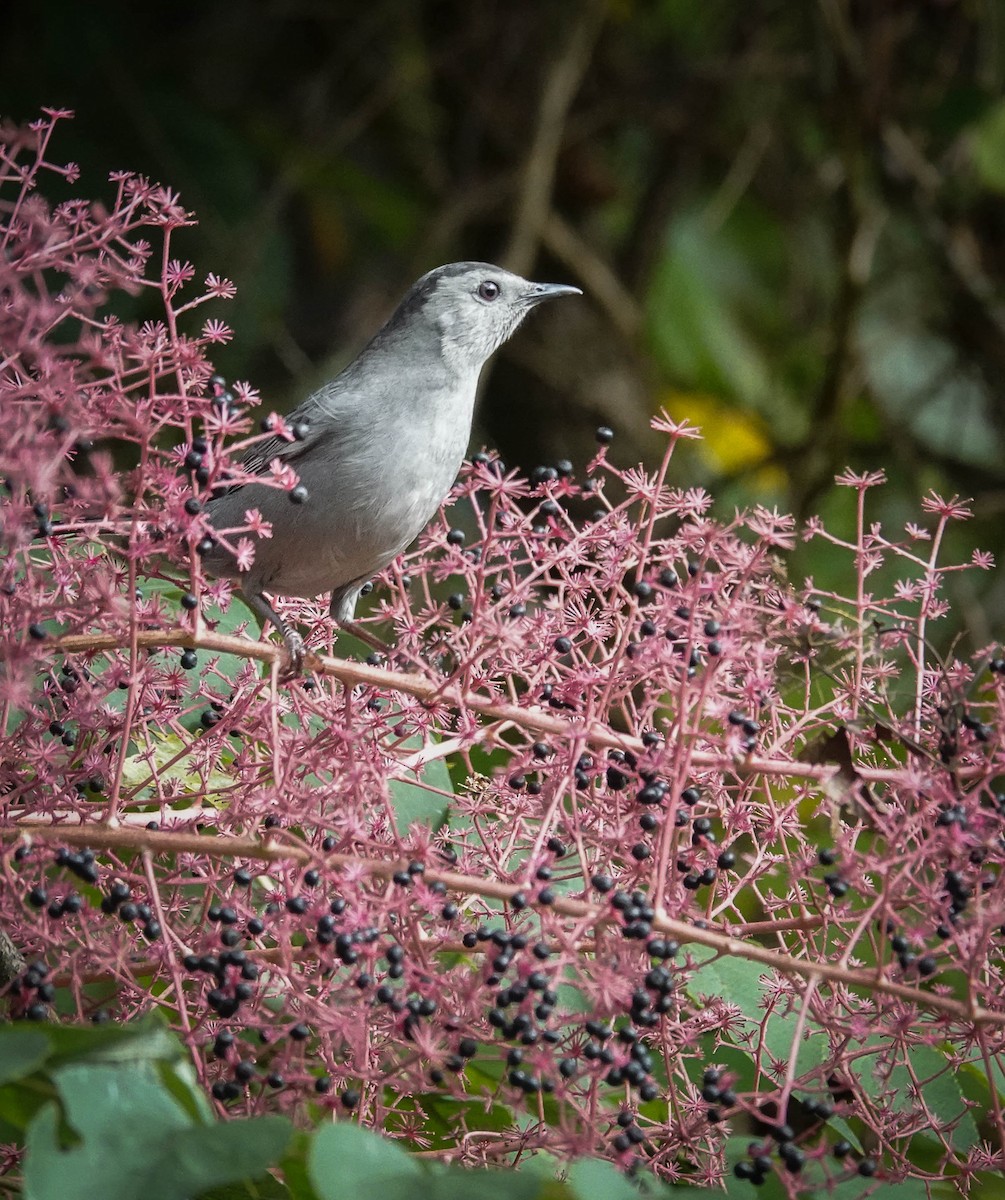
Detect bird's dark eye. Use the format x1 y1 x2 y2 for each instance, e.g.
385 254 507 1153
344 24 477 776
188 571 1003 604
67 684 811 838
478 280 500 301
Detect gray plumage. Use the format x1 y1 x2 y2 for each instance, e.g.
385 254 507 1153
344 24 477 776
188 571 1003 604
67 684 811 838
202 261 581 665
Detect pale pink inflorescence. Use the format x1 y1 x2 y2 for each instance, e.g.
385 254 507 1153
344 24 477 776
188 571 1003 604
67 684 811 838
1 111 1004 1192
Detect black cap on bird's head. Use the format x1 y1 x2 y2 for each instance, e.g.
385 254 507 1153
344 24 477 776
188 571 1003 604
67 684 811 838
389 262 582 369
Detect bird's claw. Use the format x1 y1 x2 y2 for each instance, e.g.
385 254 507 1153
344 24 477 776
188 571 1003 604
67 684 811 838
278 629 306 680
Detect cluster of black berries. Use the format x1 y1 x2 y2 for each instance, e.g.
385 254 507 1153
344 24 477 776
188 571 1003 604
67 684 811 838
942 868 973 923
935 801 969 830
468 449 569 541
38 662 97 740
619 757 734 884
32 498 53 538
580 1019 660 1102
476 927 562 1093
733 1115 815 1184
936 698 997 762
194 884 385 1102
726 709 761 754
611 1107 648 1155
434 871 672 1102
885 926 938 978
56 846 100 884
700 1066 738 1124
960 710 993 745
529 460 575 488
183 944 260 1020
208 1023 359 1107
817 847 849 899
209 374 241 418
47 718 77 747
22 847 158 941
8 961 54 1021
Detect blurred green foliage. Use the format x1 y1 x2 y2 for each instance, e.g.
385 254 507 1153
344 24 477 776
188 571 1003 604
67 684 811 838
0 1018 690 1199
4 0 1003 642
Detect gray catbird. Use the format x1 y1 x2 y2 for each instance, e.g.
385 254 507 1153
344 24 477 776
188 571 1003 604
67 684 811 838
203 262 581 667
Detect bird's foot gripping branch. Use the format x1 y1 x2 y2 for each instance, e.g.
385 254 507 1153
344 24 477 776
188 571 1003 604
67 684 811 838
2 111 1005 1194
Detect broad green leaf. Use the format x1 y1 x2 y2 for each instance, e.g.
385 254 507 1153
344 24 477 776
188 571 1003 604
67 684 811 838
384 713 455 833
0 1082 52 1135
156 1056 215 1124
25 1064 190 1200
307 1123 422 1200
886 1047 979 1152
958 1040 1005 1101
691 954 827 1077
120 729 233 797
958 1175 1005 1200
0 1029 51 1084
388 768 452 832
425 1164 546 1200
829 1178 937 1200
847 1038 978 1152
567 1157 642 1200
24 1062 290 1200
4 1016 179 1075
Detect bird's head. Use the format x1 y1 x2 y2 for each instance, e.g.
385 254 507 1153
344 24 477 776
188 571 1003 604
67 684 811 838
391 262 581 373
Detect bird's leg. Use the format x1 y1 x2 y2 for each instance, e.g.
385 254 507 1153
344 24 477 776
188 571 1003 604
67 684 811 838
241 588 306 676
327 583 393 660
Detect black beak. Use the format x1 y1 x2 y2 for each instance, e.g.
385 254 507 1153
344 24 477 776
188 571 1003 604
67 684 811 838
523 281 583 306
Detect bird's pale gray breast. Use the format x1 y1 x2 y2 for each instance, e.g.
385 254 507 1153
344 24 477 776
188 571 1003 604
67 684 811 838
205 362 477 600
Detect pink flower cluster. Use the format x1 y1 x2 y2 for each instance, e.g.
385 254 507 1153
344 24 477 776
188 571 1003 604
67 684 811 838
2 112 1003 1192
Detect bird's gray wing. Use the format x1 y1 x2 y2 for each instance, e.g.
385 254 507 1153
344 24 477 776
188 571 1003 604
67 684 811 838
208 433 316 503
238 427 318 478
217 385 353 492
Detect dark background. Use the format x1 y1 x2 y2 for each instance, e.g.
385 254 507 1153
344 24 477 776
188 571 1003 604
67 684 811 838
5 0 1005 644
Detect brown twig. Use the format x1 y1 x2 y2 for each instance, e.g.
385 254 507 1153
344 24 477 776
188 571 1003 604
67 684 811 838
9 821 1002 1028
39 626 954 786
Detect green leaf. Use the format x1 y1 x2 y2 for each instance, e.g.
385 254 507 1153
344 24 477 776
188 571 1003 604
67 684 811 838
828 1178 933 1200
156 1056 215 1124
887 1046 978 1152
0 1084 51 1138
0 1029 52 1084
120 728 233 798
25 1064 188 1200
275 1141 322 1200
384 714 455 833
159 1118 292 1196
418 1089 515 1148
567 1157 642 1200
388 769 452 832
0 1016 184 1128
825 1115 862 1154
690 954 827 1077
556 974 596 1018
24 1062 290 1200
33 1017 178 1071
307 1124 422 1200
959 1040 1005 1102
425 1164 546 1200
846 1039 977 1151
958 1175 1005 1200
